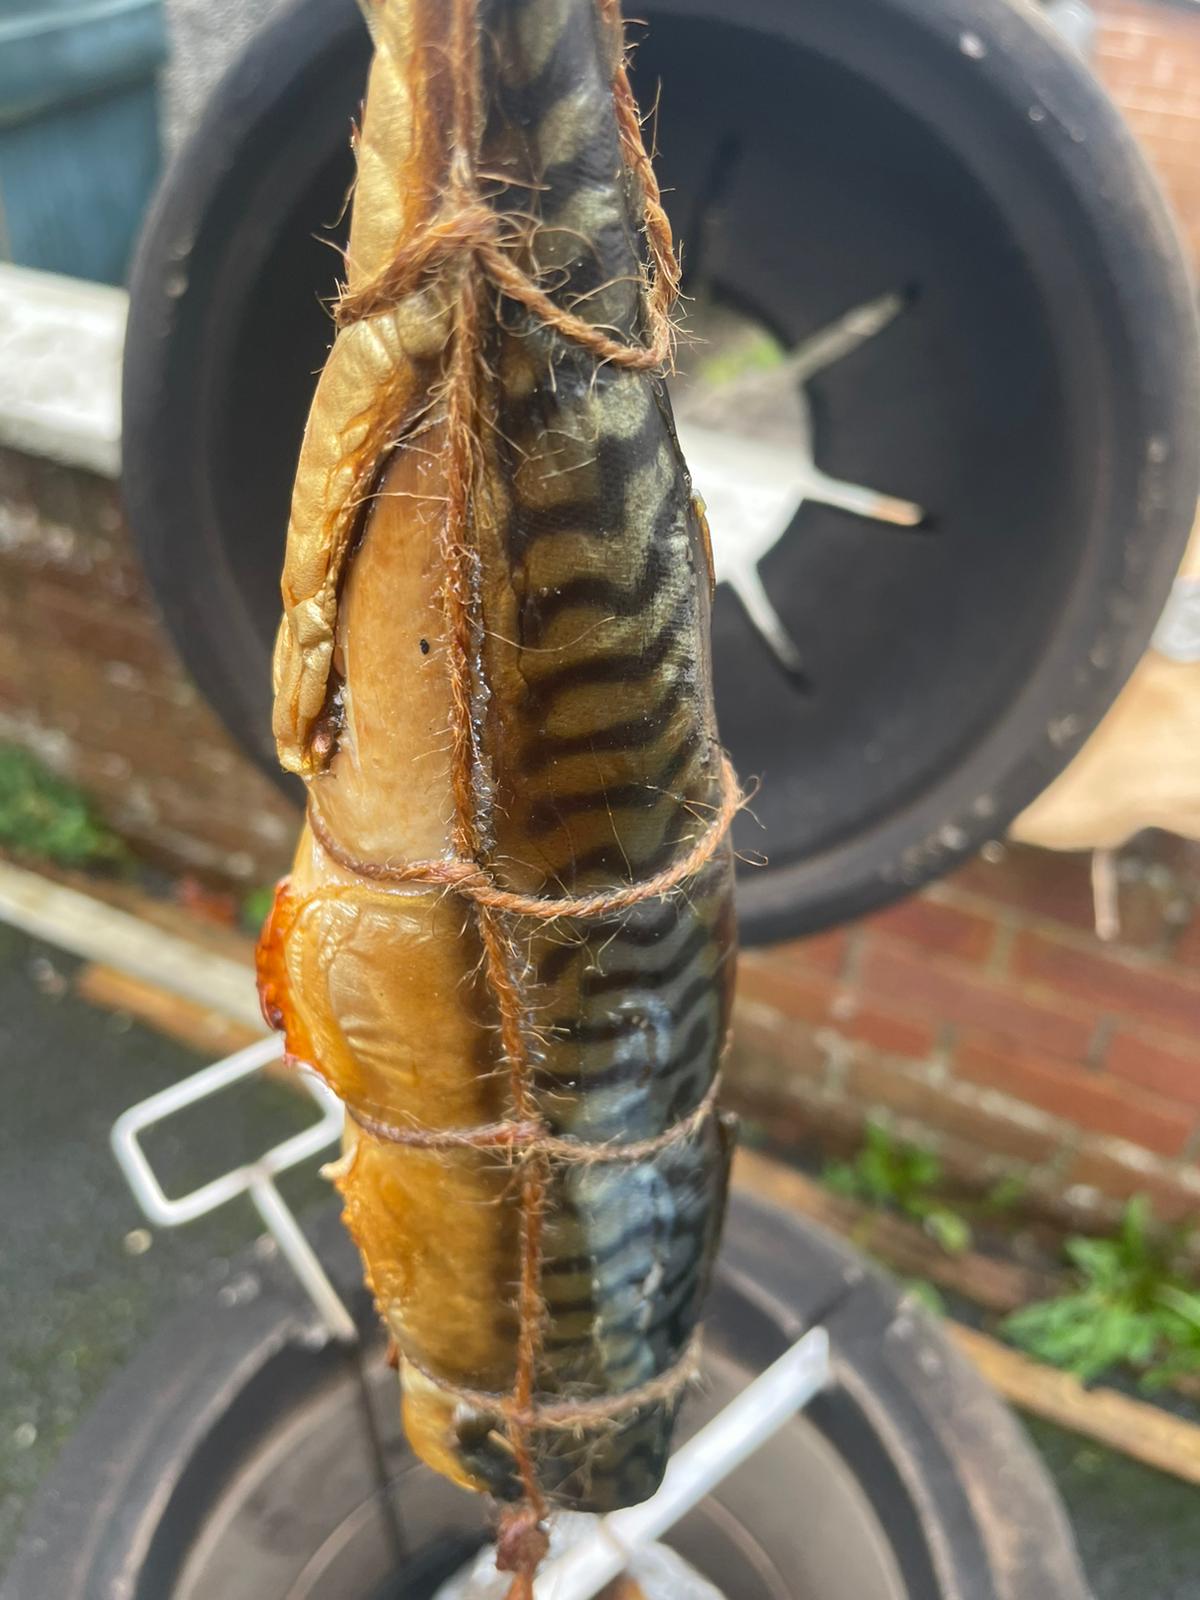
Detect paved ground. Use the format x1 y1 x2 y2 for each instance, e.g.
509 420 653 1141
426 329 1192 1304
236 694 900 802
0 921 322 1570
1027 1418 1200 1600
2 920 1198 1595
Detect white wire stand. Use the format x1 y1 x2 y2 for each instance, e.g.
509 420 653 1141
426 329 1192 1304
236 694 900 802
111 1037 835 1600
533 1326 831 1600
110 1034 357 1344
435 1326 833 1600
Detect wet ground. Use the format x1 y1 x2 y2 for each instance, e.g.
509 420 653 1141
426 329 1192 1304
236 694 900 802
0 921 323 1570
1027 1417 1200 1600
2 920 1198 1595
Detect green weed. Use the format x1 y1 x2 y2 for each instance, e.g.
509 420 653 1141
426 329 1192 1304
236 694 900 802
0 745 127 870
1002 1197 1200 1388
241 884 276 932
823 1120 973 1255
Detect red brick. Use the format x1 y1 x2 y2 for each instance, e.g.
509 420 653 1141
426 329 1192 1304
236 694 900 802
829 1000 937 1060
722 1081 864 1153
751 927 850 979
1143 833 1200 897
736 962 838 1029
21 576 170 674
949 845 1096 934
1094 0 1200 271
737 959 935 1060
1061 1148 1200 1226
1013 931 1200 1040
1106 1027 1200 1110
948 845 1173 954
845 1055 1065 1165
1172 911 1200 974
956 1035 1195 1157
858 940 1094 1063
865 895 996 964
728 1008 830 1090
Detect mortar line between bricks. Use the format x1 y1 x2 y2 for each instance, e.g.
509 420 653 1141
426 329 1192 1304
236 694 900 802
839 926 865 988
1024 919 1200 980
863 938 1102 1055
937 866 1197 970
931 1022 955 1076
814 1028 852 1097
1086 1016 1116 1073
928 880 1088 936
1043 1132 1078 1184
1180 1120 1200 1165
985 914 1017 980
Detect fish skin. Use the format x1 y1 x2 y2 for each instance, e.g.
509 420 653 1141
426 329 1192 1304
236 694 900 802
258 0 737 1513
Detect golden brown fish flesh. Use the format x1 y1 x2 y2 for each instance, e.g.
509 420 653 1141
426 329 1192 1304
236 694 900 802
256 0 739 1563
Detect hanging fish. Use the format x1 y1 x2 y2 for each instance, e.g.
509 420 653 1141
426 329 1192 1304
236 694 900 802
256 0 738 1582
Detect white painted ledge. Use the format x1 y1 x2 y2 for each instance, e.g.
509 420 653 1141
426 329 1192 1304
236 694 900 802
0 263 126 479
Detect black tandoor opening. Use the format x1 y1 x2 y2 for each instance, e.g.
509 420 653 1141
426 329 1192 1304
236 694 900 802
121 0 1199 940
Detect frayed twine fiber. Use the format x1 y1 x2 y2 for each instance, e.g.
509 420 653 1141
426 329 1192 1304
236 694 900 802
324 3 717 1594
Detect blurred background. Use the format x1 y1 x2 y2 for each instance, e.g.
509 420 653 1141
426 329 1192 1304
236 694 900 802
2 0 1200 1596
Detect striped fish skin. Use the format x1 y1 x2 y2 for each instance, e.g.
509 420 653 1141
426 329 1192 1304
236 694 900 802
258 0 737 1515
463 0 737 1507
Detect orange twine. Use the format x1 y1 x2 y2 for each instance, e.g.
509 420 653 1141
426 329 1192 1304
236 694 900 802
326 3 719 1593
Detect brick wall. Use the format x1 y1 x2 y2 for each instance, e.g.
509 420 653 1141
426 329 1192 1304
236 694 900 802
0 447 296 885
729 0 1200 1227
1 2 1197 1216
1094 0 1200 270
0 0 1191 894
730 834 1200 1227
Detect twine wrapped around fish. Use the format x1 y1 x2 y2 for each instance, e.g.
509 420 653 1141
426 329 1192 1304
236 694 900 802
256 0 740 1591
